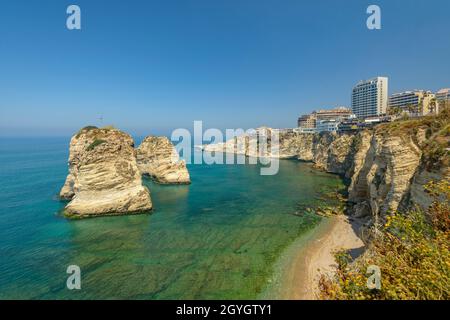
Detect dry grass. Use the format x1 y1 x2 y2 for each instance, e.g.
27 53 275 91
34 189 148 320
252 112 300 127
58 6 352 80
319 181 450 300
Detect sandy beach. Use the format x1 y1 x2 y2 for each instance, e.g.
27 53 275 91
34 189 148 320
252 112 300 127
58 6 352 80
278 215 365 300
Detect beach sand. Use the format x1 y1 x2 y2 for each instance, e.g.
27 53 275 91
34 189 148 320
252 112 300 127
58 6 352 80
278 215 365 300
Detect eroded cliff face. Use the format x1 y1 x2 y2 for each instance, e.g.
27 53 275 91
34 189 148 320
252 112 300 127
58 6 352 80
137 136 191 184
203 121 448 223
202 128 310 159
347 132 423 219
311 133 356 175
60 127 152 217
409 167 449 208
287 127 446 222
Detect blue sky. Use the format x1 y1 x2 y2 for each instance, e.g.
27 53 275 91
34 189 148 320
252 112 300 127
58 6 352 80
1 0 449 136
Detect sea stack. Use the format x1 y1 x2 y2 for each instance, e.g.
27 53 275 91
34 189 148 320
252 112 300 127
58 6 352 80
60 126 152 218
137 136 191 184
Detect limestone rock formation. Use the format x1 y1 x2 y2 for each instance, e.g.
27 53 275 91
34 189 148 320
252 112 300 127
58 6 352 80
201 127 298 159
60 173 75 200
292 129 426 219
408 165 450 209
60 126 152 218
137 136 190 184
347 132 422 218
202 117 448 225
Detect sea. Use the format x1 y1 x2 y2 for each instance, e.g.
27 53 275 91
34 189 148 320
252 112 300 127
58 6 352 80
0 137 344 299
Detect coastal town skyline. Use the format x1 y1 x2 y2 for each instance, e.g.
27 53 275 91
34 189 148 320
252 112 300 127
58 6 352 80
295 77 449 133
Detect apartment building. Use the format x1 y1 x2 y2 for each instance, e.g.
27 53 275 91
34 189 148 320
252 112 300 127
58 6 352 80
315 107 353 121
351 77 388 119
297 114 316 128
388 90 435 116
316 119 340 133
297 107 353 129
436 88 450 112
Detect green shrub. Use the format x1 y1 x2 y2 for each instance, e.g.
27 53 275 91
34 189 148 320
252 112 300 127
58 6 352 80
86 139 106 151
319 180 450 300
101 125 116 130
75 126 98 138
81 125 98 131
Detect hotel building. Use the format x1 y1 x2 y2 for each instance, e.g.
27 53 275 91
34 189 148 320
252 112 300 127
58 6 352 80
388 90 435 116
297 106 353 129
351 77 388 119
316 119 340 133
436 88 450 111
297 114 316 129
315 107 353 121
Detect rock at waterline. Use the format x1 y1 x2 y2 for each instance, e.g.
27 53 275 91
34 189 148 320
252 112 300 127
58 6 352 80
59 126 152 218
137 136 191 184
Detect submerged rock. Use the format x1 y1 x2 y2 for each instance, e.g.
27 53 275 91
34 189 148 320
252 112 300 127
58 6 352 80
60 126 152 218
137 136 191 184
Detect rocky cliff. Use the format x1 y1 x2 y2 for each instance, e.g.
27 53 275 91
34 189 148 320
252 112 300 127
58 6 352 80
202 113 449 225
201 128 303 159
137 136 191 184
299 118 448 223
60 127 152 218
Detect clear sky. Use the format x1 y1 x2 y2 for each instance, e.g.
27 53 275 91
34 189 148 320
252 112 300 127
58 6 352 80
1 0 449 136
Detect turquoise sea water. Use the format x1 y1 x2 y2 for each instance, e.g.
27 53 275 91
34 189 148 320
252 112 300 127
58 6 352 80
0 137 344 299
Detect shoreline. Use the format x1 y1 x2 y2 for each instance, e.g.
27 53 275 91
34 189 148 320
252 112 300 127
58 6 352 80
263 214 364 300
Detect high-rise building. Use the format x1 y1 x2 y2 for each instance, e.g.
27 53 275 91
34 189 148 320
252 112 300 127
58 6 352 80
388 90 435 116
351 77 388 119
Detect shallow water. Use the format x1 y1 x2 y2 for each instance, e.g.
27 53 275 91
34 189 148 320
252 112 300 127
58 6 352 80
0 137 344 299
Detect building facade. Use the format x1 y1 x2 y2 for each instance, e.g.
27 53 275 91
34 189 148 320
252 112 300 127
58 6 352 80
297 107 353 129
338 119 360 132
388 90 435 116
314 107 353 121
297 114 316 128
351 77 388 119
294 127 316 134
436 88 450 112
316 119 340 133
